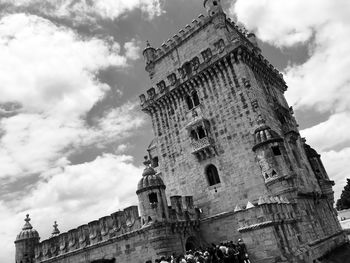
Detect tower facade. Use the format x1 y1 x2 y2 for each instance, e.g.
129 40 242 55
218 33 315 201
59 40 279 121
140 1 346 262
15 215 40 263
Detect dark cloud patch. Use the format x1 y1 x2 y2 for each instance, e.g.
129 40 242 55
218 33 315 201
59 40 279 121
0 173 41 202
260 41 310 70
295 108 331 130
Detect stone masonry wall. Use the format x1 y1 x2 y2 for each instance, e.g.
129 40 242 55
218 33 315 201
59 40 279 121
35 223 193 263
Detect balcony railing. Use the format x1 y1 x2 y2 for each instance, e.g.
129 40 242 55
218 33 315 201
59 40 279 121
191 137 214 154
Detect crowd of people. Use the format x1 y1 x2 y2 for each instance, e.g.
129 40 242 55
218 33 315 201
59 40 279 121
146 239 251 263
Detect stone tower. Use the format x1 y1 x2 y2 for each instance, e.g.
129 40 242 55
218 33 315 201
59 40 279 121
140 0 346 262
15 214 40 263
137 157 169 226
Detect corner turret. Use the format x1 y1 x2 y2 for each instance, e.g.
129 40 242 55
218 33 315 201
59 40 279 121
143 41 156 78
203 0 223 17
253 119 290 180
15 214 40 263
137 156 169 226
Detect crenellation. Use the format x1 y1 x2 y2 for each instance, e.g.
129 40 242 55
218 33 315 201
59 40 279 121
77 224 89 248
67 228 79 251
88 220 101 245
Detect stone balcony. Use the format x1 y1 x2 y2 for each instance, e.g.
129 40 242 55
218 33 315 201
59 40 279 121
191 137 215 161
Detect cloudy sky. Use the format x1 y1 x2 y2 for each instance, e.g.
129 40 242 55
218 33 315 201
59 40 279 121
0 0 349 261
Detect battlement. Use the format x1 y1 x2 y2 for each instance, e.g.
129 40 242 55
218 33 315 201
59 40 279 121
153 14 209 63
234 196 297 233
140 43 286 114
168 195 200 221
34 194 199 262
34 206 142 261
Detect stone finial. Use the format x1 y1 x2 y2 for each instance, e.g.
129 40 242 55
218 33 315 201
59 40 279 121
256 114 266 126
52 221 60 237
246 201 255 209
23 214 33 230
143 156 151 167
234 205 242 212
142 156 156 177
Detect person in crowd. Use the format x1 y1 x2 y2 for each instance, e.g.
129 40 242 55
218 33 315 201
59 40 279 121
148 239 250 263
237 239 250 263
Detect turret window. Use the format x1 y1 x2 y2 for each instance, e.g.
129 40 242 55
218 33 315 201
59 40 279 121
148 193 158 204
186 91 200 110
206 164 220 186
272 146 281 156
201 48 212 62
156 81 166 93
152 157 159 168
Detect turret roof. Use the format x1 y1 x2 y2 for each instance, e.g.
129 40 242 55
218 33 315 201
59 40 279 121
15 214 40 242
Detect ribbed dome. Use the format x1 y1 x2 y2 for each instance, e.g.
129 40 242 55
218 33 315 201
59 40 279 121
142 166 157 177
15 214 40 242
137 162 165 194
137 157 166 194
254 124 281 145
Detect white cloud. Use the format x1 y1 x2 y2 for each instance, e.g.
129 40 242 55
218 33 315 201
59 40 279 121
0 154 143 263
124 39 141 60
0 13 146 261
301 112 350 152
0 0 164 22
232 0 350 113
0 14 145 181
322 148 350 201
0 13 125 114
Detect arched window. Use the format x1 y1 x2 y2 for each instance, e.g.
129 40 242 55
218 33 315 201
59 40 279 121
197 126 206 139
192 91 200 106
186 96 194 110
206 165 220 186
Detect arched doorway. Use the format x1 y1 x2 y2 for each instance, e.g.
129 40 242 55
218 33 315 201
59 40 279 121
185 236 199 251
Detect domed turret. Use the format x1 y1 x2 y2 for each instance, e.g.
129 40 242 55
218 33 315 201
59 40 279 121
204 0 223 17
252 117 292 184
143 41 156 76
15 214 40 263
137 164 165 194
253 122 283 151
137 156 169 226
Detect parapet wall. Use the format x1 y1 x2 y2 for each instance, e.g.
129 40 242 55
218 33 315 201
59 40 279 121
35 195 200 262
35 206 141 261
